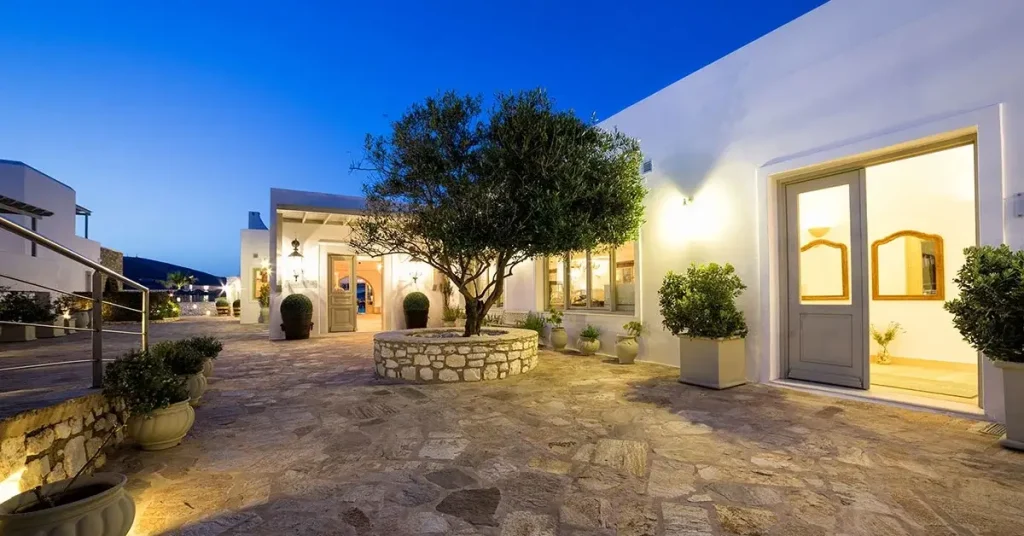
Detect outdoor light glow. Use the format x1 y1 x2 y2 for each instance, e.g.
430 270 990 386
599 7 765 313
0 467 25 504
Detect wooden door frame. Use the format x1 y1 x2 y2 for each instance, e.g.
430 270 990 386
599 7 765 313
778 171 870 388
327 253 357 333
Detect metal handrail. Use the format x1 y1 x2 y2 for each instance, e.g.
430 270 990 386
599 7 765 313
0 216 150 388
0 273 142 313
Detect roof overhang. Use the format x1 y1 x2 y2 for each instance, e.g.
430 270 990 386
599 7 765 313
0 194 53 218
75 204 92 216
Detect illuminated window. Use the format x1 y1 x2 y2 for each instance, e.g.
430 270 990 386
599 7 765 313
546 241 637 312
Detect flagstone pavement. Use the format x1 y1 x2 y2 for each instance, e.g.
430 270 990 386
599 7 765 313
100 319 1024 535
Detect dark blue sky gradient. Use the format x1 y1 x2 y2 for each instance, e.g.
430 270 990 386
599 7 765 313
0 1 826 275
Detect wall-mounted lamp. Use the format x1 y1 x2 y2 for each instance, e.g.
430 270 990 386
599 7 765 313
287 238 304 282
681 196 694 206
808 227 831 238
410 271 422 284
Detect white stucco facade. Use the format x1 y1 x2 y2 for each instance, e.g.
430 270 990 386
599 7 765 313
0 160 101 294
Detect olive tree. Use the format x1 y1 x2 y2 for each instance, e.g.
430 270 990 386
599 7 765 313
351 89 646 336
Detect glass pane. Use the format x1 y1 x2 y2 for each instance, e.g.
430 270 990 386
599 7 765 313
614 242 636 311
568 251 588 307
875 233 942 297
332 257 352 292
798 185 851 304
547 256 564 309
589 247 610 308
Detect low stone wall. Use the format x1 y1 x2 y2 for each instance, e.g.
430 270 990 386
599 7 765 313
0 393 126 498
374 328 539 383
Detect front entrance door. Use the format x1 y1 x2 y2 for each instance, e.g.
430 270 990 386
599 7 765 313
782 170 869 388
328 254 357 332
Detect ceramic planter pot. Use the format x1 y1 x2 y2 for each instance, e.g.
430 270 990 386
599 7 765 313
577 338 600 356
127 400 195 451
202 358 214 378
184 373 207 406
679 336 747 389
616 335 639 364
0 473 135 536
550 327 568 350
258 307 270 324
232 306 240 317
74 311 90 329
996 361 1024 451
0 325 35 342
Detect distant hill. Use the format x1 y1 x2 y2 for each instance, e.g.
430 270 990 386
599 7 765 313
122 256 225 290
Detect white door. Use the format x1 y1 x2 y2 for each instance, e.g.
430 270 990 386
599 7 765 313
782 170 869 388
328 254 357 332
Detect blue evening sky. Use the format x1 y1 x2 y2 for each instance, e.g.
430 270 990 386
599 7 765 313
0 1 826 276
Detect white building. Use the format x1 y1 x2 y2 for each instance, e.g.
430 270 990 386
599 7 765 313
239 211 270 325
250 0 1024 424
0 160 102 294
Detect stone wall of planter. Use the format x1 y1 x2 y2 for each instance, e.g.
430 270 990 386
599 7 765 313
373 328 539 383
0 393 126 495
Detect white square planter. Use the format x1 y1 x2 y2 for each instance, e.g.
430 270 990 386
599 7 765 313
36 321 65 338
995 361 1024 451
0 325 35 342
679 336 747 389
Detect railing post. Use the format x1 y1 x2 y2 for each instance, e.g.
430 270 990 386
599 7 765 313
141 289 150 351
91 270 103 388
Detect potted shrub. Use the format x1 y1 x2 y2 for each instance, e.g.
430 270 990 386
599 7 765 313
945 245 1024 451
0 472 135 536
442 305 459 327
518 311 547 347
617 321 646 364
547 308 567 350
455 307 467 327
403 291 430 329
870 322 903 365
0 288 45 342
232 298 241 317
183 335 223 377
280 293 314 339
103 349 194 451
215 298 230 316
659 263 749 389
577 324 602 355
152 341 207 406
257 283 270 324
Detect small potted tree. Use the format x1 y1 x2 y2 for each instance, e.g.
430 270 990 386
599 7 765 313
617 321 646 364
215 298 230 316
442 305 459 327
660 263 749 389
0 288 48 342
103 349 194 451
231 298 241 317
945 245 1024 451
152 341 207 406
577 325 602 355
547 308 567 350
183 335 223 377
870 322 903 365
403 291 430 329
280 293 314 339
518 311 547 347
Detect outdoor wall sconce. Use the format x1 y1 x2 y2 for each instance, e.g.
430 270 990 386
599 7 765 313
411 271 422 284
681 196 693 206
808 226 831 238
287 238 304 282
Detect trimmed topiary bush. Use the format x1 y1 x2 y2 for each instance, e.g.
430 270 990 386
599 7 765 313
182 335 223 359
280 293 314 340
945 245 1024 363
403 291 430 328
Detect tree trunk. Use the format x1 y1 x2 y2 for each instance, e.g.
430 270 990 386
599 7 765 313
463 298 485 337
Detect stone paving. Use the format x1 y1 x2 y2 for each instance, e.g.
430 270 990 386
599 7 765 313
97 321 1024 535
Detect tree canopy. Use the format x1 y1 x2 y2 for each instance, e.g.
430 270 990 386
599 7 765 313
351 89 646 335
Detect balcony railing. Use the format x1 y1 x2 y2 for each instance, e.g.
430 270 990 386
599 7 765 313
0 216 149 388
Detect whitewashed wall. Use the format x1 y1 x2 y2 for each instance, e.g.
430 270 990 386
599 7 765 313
239 228 269 324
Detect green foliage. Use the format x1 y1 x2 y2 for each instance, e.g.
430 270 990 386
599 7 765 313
659 263 748 339
351 89 646 336
0 287 56 323
258 283 270 308
280 293 314 338
163 271 196 290
623 320 646 338
150 340 206 375
215 298 229 307
517 311 547 336
547 307 563 327
442 305 460 322
232 299 241 308
870 322 902 347
944 245 1024 363
181 335 223 359
580 324 602 340
102 349 188 416
54 294 81 315
482 313 503 326
403 291 430 312
101 291 178 321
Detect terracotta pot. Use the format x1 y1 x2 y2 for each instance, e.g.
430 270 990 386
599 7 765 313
996 361 1024 451
549 327 568 350
577 338 600 356
0 473 135 536
127 401 195 451
616 335 639 364
202 358 214 378
184 373 207 406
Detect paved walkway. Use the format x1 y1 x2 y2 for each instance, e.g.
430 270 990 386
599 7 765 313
99 321 1024 535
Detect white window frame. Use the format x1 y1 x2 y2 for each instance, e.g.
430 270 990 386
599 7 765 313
546 241 638 313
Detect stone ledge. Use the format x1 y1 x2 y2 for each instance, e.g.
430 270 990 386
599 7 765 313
373 328 539 383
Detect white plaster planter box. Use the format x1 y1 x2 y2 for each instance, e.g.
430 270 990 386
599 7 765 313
36 321 64 338
995 361 1024 451
0 325 35 342
678 336 747 389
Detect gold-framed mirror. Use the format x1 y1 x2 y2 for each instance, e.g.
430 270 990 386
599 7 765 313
799 239 850 301
871 230 944 300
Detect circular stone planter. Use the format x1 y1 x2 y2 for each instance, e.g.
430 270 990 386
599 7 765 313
0 473 135 536
374 328 539 383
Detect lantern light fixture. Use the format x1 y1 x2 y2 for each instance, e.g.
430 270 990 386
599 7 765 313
288 238 304 282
